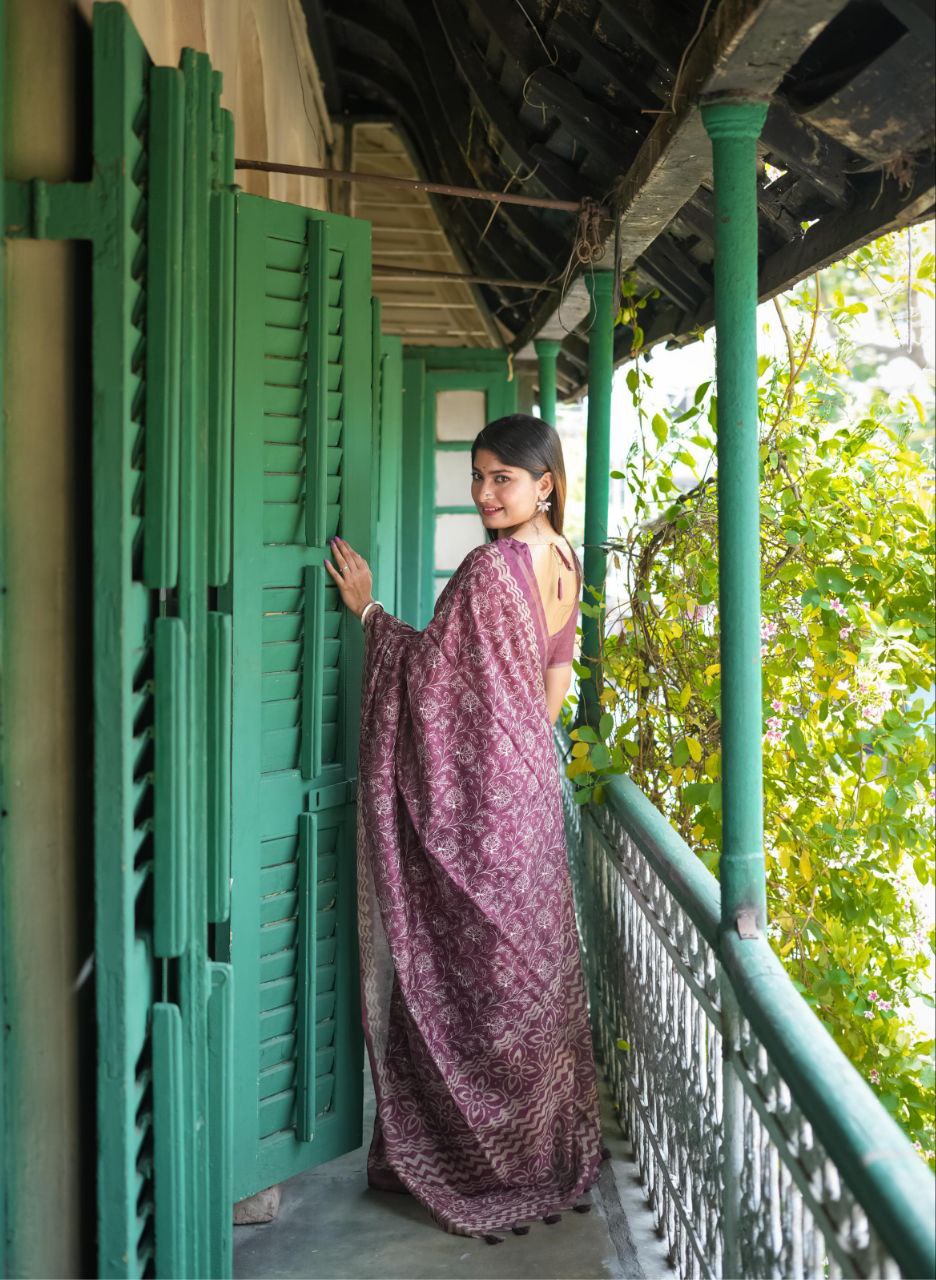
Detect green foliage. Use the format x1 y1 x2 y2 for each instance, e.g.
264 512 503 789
563 225 936 1164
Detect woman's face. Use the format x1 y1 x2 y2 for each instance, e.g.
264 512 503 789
471 447 551 532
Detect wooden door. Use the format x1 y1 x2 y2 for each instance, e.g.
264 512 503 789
228 194 371 1199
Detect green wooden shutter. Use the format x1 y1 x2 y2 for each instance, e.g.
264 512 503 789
374 334 403 613
89 12 235 1276
229 194 370 1199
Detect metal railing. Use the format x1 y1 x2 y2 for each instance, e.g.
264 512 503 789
555 724 936 1280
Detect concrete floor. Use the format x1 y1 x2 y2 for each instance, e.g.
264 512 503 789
233 1066 675 1280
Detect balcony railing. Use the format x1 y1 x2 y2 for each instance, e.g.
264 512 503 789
554 723 936 1280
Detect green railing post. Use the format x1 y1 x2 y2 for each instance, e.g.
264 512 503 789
577 271 614 730
534 338 560 424
700 97 769 939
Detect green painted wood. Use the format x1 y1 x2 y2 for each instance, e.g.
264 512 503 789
152 1003 188 1277
700 99 770 941
304 220 329 550
369 297 383 598
0 0 7 1270
399 354 426 626
90 8 159 1274
143 66 184 590
230 193 368 1201
376 336 403 614
534 338 560 424
207 611 232 924
296 812 319 1141
153 616 189 957
206 963 234 1280
177 47 215 1278
207 89 235 589
577 271 614 731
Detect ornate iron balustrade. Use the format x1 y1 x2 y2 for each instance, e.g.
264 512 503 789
554 724 936 1280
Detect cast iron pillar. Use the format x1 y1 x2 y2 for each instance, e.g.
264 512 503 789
702 94 769 1280
701 95 770 942
534 338 560 424
577 270 614 730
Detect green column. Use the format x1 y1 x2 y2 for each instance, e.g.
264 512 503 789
577 271 614 730
700 97 769 939
534 338 560 424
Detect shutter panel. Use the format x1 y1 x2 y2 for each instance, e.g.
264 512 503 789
230 195 369 1198
91 10 160 1273
375 335 403 613
91 11 235 1275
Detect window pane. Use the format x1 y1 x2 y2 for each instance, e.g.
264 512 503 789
436 389 487 441
435 449 474 506
435 513 484 571
433 576 449 606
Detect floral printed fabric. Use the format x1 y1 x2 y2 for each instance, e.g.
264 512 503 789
356 538 603 1239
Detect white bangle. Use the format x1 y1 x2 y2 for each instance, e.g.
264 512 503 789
360 599 383 626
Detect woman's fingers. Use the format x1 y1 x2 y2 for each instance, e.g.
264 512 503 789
333 535 359 566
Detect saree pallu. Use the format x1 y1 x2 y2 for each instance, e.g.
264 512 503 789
356 537 603 1239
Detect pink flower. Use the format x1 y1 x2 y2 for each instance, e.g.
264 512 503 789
828 597 847 617
863 1010 874 1019
870 1068 880 1084
771 699 784 713
880 1000 891 1012
868 990 879 1002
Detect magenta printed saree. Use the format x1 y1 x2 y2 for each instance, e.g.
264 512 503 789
355 535 603 1240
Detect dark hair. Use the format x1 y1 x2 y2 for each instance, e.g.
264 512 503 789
471 414 568 542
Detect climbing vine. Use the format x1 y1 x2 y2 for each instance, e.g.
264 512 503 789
563 226 936 1163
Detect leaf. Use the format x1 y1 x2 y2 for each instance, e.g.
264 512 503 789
652 413 669 445
694 380 711 404
687 737 703 763
626 368 639 394
598 713 614 740
591 743 612 770
574 726 599 743
571 742 591 758
615 1038 630 1052
800 850 813 881
816 566 852 596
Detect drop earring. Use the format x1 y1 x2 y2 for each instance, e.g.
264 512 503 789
535 495 551 514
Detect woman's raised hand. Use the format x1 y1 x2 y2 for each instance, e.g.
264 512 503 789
323 535 374 618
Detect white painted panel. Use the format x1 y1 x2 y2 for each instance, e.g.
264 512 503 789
436 389 487 441
435 513 485 571
435 449 474 506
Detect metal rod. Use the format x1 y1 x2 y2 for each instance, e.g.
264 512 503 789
372 263 554 290
234 158 584 212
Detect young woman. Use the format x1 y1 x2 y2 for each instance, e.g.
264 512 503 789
323 414 606 1244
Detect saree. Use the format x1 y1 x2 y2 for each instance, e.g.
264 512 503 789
355 534 604 1240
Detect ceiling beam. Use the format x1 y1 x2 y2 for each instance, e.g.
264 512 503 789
513 0 852 355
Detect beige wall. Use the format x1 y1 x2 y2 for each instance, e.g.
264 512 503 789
77 0 336 209
3 3 83 1274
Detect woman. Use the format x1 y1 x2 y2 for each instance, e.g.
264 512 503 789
323 414 605 1243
